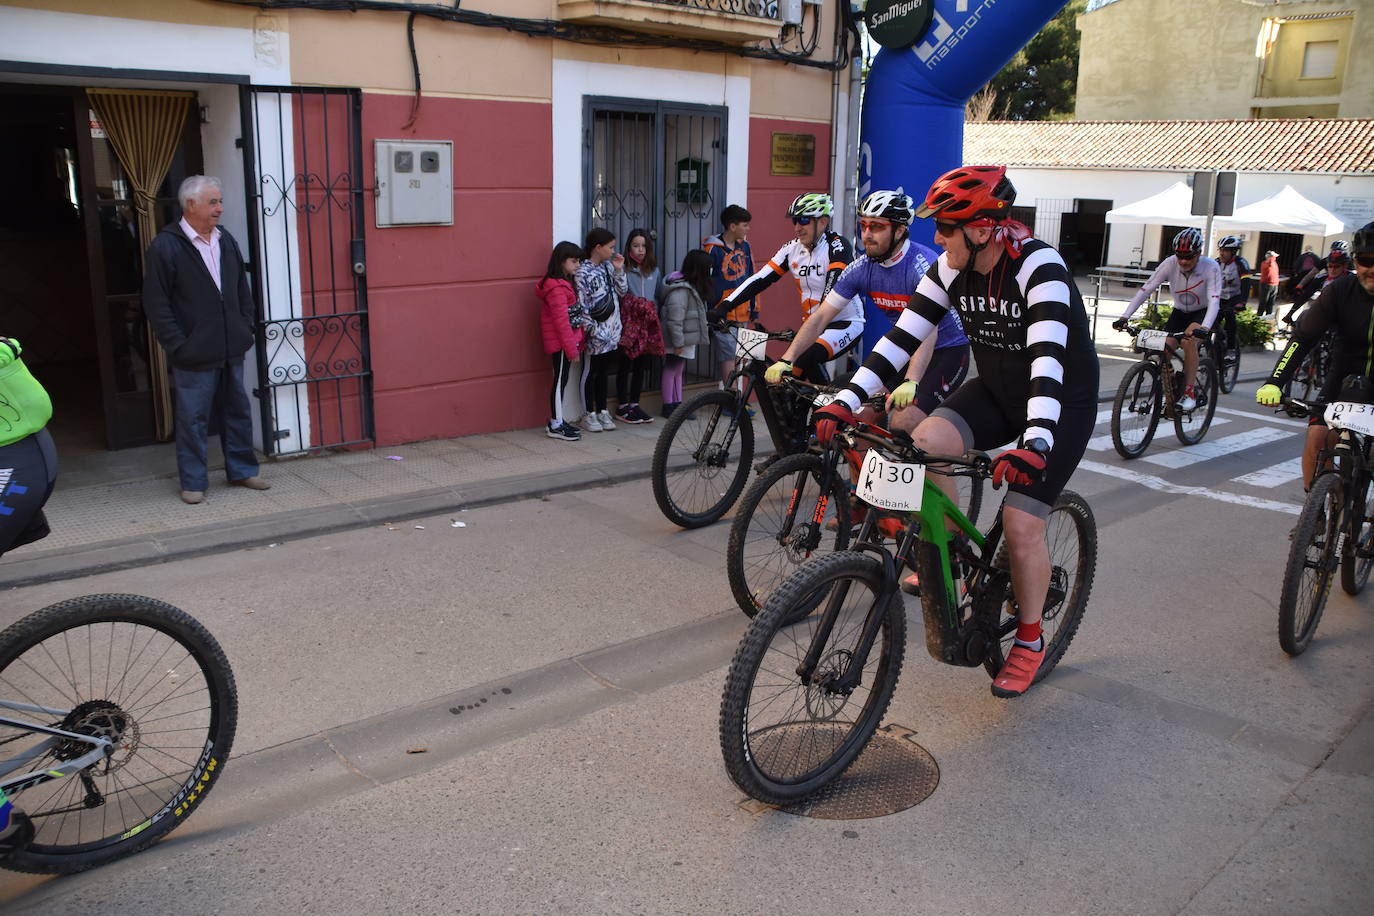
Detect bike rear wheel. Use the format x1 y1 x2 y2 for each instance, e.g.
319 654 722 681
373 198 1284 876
1111 361 1161 459
1215 334 1239 394
1341 473 1374 596
981 490 1097 683
0 594 237 875
719 552 905 805
1279 473 1341 655
650 388 754 528
726 452 851 618
1175 356 1219 445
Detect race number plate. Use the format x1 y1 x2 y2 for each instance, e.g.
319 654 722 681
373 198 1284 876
855 450 925 512
1324 401 1374 436
812 391 837 408
1136 329 1169 352
735 328 770 361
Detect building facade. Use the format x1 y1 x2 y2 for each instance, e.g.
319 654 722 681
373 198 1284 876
1077 0 1374 121
0 0 855 454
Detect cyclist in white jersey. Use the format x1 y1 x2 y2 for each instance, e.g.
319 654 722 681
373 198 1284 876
714 193 862 382
1113 227 1221 411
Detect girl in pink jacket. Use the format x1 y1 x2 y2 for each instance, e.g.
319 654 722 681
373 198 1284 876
537 241 586 441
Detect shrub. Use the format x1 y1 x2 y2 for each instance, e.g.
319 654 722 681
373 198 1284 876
1136 305 1273 348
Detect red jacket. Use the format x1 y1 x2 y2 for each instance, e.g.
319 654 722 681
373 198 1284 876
536 277 583 359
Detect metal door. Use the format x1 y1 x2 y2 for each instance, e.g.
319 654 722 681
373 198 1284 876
239 85 373 456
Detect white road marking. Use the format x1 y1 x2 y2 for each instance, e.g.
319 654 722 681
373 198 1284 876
1078 459 1300 515
1086 417 1230 452
1141 427 1289 468
1213 405 1309 429
1234 456 1305 488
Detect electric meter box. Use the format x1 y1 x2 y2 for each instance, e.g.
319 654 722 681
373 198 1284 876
375 139 453 227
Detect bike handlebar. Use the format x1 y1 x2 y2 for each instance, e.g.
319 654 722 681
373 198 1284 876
774 374 886 411
842 425 993 478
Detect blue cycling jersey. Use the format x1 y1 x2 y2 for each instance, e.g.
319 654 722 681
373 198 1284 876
827 239 969 356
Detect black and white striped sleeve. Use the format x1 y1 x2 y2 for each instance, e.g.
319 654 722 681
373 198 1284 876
1018 245 1073 451
837 263 950 411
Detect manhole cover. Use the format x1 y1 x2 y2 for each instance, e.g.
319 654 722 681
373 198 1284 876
740 723 940 820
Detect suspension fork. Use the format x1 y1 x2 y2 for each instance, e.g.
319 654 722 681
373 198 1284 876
776 440 843 549
693 369 749 465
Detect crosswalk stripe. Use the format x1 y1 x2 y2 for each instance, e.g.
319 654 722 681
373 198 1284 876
1078 459 1299 515
1234 456 1305 488
1213 405 1309 429
1086 417 1230 451
1141 427 1291 469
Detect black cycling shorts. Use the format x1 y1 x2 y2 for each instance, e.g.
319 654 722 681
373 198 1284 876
0 429 57 558
1164 309 1206 334
932 377 1095 518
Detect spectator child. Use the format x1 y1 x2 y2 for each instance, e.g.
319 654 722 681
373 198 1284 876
576 227 627 432
703 204 754 390
658 249 712 417
615 228 665 423
537 241 586 441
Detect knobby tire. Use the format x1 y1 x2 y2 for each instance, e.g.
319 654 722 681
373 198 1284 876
1278 474 1341 655
1112 361 1161 459
650 388 754 529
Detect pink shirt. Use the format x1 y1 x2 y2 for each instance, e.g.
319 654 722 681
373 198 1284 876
180 218 222 292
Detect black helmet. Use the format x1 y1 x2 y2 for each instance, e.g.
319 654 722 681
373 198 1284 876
1351 223 1374 255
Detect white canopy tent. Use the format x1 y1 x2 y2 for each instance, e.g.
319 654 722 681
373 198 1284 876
1104 181 1195 226
1212 184 1346 238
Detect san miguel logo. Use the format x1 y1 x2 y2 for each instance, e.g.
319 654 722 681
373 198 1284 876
864 0 935 50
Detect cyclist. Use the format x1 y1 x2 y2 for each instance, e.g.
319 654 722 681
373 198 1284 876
1215 234 1252 360
1257 222 1374 489
1111 227 1220 411
1281 240 1351 326
713 193 862 382
0 338 56 561
813 165 1100 699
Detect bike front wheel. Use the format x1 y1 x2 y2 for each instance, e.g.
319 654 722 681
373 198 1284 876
0 594 237 875
1175 356 1219 445
719 552 906 805
1111 361 1162 459
1279 473 1342 655
981 490 1097 683
650 388 754 529
726 452 851 618
1341 473 1374 596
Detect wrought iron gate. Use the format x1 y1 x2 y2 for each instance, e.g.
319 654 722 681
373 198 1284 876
240 85 373 456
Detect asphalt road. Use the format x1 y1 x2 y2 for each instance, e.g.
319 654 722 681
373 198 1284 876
2 385 1371 914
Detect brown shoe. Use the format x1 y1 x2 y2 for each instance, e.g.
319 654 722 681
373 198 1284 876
229 476 271 490
180 490 205 505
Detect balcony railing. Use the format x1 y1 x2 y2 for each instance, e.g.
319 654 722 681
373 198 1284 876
557 0 783 45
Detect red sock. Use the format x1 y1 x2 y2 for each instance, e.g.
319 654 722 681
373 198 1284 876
1015 620 1042 646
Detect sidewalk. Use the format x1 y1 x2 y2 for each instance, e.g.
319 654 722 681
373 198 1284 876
4 286 1279 589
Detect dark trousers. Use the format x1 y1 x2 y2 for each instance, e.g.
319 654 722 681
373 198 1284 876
615 352 652 405
172 359 259 491
1258 284 1278 317
581 351 618 413
549 352 573 424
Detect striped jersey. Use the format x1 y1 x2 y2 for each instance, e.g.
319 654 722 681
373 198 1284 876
722 231 861 323
837 238 1097 452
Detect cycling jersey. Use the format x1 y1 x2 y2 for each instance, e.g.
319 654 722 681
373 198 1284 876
1268 274 1374 400
721 231 861 323
838 238 1098 453
1219 255 1252 305
1120 255 1221 328
824 239 968 355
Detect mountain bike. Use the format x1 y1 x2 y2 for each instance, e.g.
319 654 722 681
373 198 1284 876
1211 306 1242 394
1277 393 1374 655
651 322 804 528
1111 325 1220 459
1282 327 1336 404
724 375 983 619
719 427 1095 805
0 594 237 874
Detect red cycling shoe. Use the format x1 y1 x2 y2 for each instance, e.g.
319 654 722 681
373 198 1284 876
990 642 1045 698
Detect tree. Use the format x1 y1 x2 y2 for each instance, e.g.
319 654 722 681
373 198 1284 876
982 1 1086 121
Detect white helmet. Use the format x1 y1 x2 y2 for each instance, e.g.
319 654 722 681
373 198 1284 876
858 190 915 226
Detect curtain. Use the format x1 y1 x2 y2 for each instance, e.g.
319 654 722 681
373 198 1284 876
87 88 193 441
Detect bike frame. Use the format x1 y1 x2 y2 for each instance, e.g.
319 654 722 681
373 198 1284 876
696 325 805 467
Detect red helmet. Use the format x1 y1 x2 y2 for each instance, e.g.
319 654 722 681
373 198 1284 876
916 165 1016 224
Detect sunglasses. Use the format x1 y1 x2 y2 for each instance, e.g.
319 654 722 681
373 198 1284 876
933 220 964 237
791 216 813 226
858 219 892 233
1175 251 1198 260
1354 254 1374 268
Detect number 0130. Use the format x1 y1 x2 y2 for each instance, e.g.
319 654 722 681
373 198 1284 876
855 451 925 512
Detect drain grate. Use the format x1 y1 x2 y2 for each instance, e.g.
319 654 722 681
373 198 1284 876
740 723 940 820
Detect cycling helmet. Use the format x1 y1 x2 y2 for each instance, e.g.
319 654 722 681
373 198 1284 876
788 193 833 219
1173 227 1204 256
915 165 1016 224
1354 222 1374 254
1218 235 1243 250
858 190 915 225
1330 239 1351 266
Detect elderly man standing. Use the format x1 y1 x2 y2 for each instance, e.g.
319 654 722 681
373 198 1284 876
145 175 269 504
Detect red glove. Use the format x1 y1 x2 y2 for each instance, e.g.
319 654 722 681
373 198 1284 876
991 441 1048 489
812 401 856 446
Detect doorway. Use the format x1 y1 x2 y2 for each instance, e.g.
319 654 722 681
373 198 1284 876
0 85 202 451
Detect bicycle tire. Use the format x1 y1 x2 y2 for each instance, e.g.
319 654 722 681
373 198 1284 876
719 552 905 805
0 594 236 875
725 452 851 619
1175 356 1219 445
1341 472 1374 596
1111 361 1162 459
981 490 1097 683
1279 473 1341 655
650 388 754 529
1218 342 1239 394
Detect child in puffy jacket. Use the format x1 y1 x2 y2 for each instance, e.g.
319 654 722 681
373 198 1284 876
658 249 712 417
537 241 586 441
